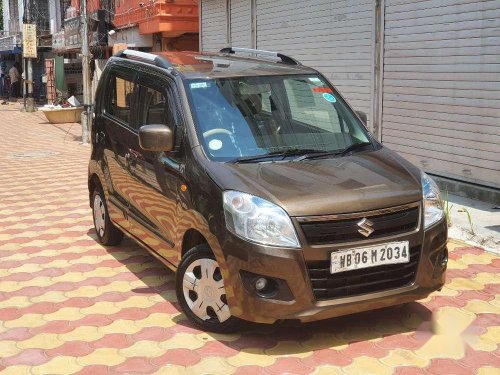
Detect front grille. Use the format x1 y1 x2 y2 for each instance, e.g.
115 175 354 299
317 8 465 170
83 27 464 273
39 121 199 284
307 245 421 300
299 207 419 245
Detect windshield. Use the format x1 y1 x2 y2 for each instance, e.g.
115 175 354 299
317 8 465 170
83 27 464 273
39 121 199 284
185 74 372 161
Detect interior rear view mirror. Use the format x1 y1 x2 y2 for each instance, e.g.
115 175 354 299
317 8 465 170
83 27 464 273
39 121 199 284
355 110 367 125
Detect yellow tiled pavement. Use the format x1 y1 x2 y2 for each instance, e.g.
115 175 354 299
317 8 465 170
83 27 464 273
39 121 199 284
0 105 499 374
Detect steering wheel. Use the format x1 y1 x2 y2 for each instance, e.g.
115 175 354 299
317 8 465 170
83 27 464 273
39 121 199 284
203 128 233 138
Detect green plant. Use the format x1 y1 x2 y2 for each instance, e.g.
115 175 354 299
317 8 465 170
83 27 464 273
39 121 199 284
462 207 475 236
444 191 453 227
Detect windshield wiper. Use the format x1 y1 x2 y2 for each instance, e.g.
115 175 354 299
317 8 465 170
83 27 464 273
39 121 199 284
233 148 323 164
338 141 373 156
294 141 373 161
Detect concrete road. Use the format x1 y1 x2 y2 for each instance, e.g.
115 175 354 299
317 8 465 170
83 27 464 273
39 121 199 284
447 194 500 254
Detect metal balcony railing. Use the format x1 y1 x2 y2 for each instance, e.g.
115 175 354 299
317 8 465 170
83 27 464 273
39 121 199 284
113 1 198 28
0 33 22 51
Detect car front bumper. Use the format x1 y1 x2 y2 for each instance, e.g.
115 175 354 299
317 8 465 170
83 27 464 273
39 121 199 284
220 217 447 324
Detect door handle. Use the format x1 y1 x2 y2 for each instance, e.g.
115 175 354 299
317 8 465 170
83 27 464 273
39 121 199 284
130 149 145 165
129 149 143 160
125 150 142 167
94 131 105 146
125 152 131 168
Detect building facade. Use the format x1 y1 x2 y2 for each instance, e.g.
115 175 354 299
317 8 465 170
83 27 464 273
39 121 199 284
0 0 200 103
199 0 500 194
0 0 23 54
0 0 57 100
112 0 199 51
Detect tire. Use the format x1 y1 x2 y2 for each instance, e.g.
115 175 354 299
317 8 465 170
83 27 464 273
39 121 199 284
91 187 123 246
176 245 241 333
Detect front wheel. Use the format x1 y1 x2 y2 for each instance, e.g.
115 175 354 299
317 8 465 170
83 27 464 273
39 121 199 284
176 245 241 333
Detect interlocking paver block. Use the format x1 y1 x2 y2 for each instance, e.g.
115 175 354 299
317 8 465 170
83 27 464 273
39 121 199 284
0 106 499 373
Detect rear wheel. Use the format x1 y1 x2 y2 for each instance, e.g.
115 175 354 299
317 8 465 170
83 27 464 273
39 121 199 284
91 188 123 246
176 245 241 333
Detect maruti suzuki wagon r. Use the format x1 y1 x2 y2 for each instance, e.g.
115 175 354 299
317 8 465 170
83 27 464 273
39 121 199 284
88 48 448 332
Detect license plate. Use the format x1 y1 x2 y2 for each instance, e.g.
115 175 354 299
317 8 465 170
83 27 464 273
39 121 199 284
330 241 409 274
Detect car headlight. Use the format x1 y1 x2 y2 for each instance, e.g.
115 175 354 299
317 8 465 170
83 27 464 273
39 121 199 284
223 190 300 248
422 172 444 229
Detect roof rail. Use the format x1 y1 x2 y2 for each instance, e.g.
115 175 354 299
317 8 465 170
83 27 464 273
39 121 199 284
114 49 172 69
219 47 301 66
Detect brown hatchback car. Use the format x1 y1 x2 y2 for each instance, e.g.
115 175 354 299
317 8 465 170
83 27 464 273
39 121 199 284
88 48 448 332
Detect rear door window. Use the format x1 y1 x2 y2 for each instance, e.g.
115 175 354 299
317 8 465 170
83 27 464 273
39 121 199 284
106 72 137 126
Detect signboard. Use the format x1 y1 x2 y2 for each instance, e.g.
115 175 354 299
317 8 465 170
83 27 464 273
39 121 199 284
52 31 66 52
108 27 153 48
22 24 37 58
64 17 82 50
38 35 53 48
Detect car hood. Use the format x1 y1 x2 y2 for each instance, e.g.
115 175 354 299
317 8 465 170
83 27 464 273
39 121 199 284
203 148 423 217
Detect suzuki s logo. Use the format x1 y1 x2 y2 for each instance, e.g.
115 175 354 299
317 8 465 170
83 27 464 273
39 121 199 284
357 218 374 237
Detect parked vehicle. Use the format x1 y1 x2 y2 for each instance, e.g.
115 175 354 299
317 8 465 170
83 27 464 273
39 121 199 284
89 48 448 332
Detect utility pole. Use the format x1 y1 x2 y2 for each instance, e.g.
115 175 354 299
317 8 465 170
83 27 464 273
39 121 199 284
81 0 91 144
24 0 35 112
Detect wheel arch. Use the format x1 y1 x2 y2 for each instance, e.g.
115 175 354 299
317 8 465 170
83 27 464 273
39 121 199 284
181 228 209 258
88 173 102 207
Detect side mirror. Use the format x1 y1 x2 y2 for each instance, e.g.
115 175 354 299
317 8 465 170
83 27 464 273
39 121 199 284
355 110 367 125
138 125 173 152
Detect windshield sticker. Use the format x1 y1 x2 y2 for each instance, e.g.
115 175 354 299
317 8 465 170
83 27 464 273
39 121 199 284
208 139 223 151
312 87 333 93
308 77 322 83
322 93 337 103
190 82 208 89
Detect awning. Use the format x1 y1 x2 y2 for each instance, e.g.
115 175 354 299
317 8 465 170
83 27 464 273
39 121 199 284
0 46 22 55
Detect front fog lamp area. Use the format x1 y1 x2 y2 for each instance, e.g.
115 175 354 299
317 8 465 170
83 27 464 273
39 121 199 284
422 173 445 229
223 191 300 248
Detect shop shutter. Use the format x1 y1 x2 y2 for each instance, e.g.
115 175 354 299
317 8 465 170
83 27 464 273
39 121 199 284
230 0 252 48
255 0 374 125
201 0 227 52
382 0 500 188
